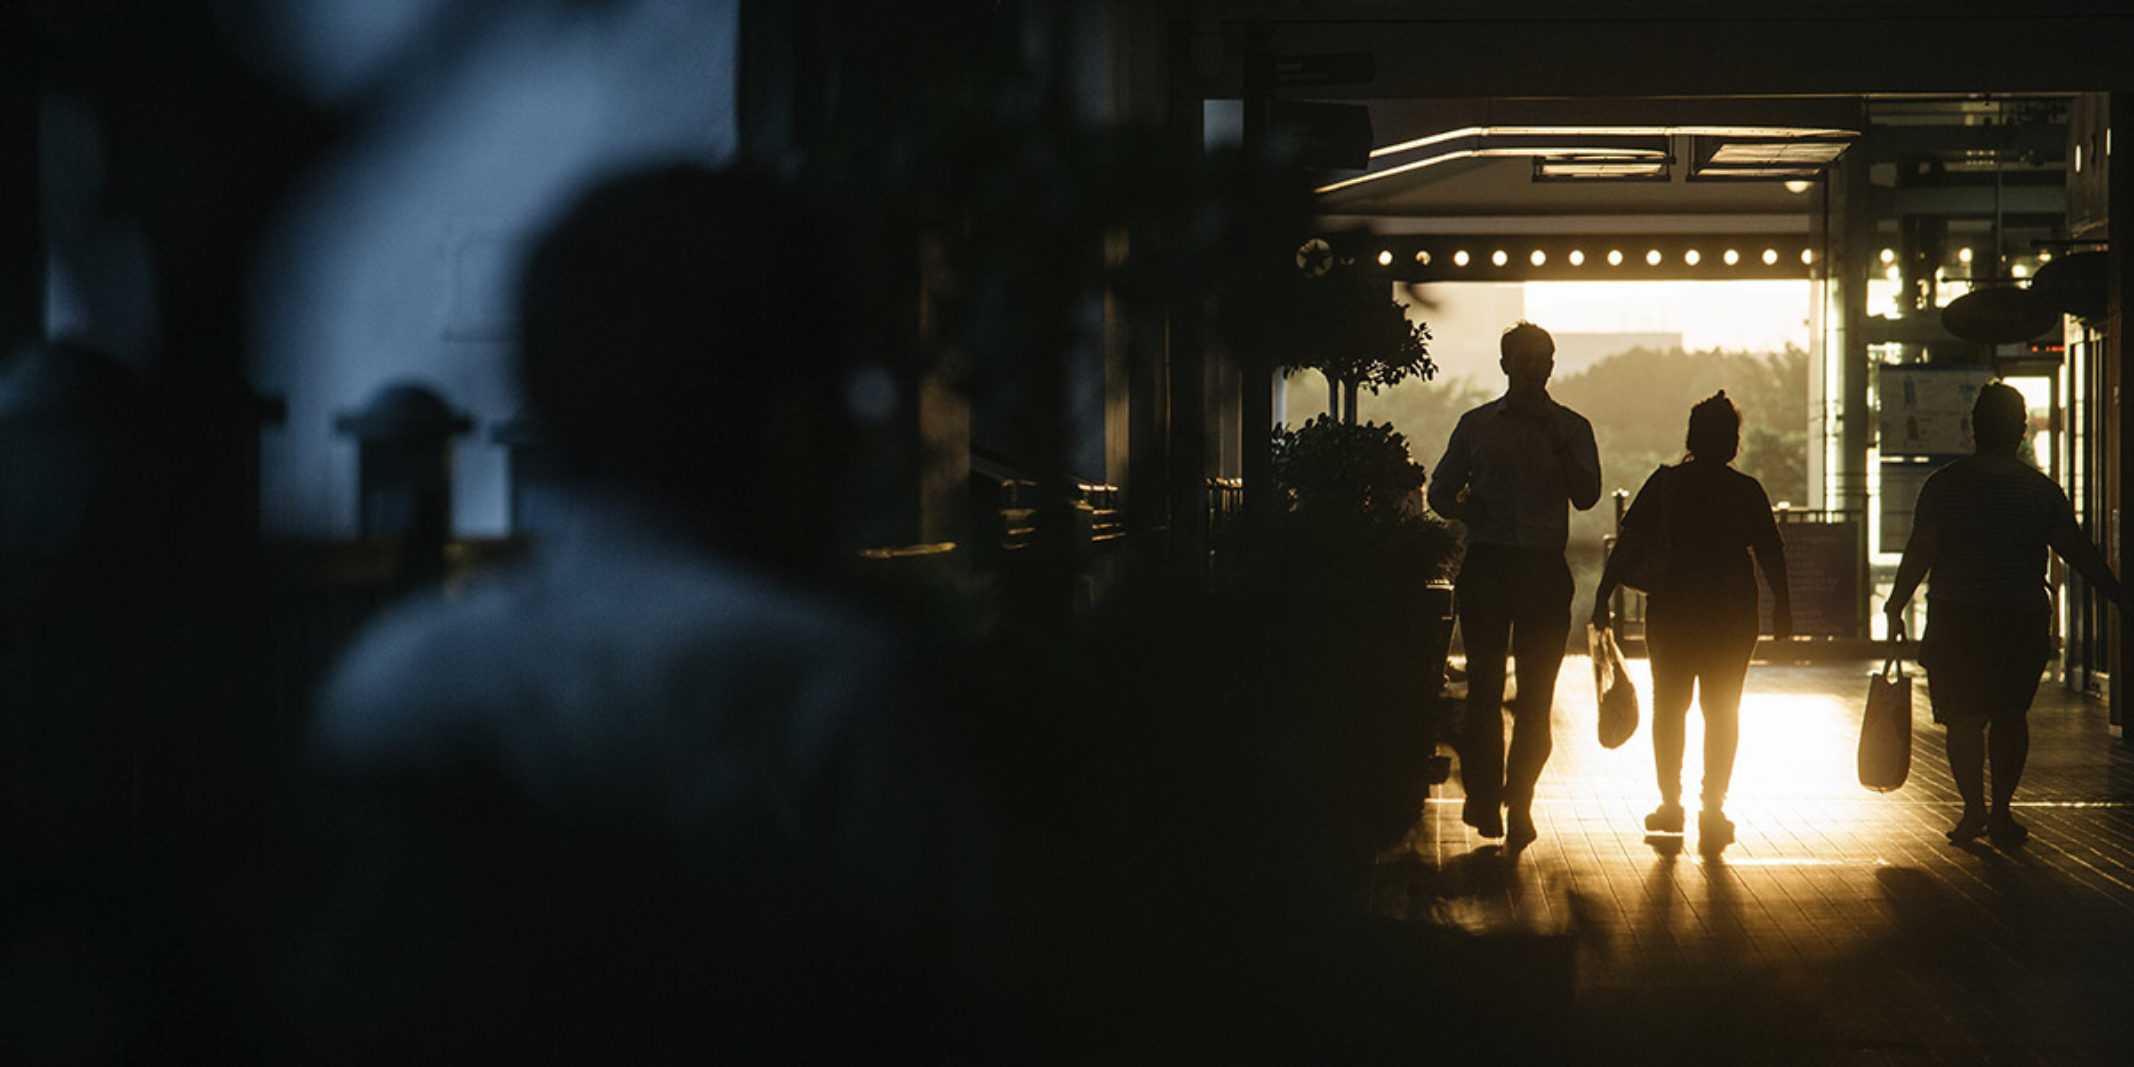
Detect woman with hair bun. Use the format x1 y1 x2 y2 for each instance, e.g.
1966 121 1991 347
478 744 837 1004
1594 391 1792 849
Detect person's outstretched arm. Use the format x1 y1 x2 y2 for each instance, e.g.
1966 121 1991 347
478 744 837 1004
2049 515 2131 615
1749 485 1792 640
1755 538 1793 641
1559 414 1603 512
1762 550 1793 640
1590 468 1658 630
1591 540 1627 632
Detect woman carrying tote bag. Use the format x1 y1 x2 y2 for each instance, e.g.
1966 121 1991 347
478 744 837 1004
1594 392 1792 849
1885 382 2129 847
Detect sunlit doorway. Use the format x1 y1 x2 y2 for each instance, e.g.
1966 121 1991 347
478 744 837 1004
1282 276 1816 622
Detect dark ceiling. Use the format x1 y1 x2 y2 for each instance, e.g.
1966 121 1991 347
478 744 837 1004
1180 2 2123 234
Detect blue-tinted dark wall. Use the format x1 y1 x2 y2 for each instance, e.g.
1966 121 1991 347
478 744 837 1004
237 0 739 538
3 10 38 352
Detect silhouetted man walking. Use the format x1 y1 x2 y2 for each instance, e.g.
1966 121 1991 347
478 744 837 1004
1428 322 1601 849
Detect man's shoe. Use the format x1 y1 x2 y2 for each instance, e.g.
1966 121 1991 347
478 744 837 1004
1505 807 1538 850
1463 797 1503 838
1643 802 1685 834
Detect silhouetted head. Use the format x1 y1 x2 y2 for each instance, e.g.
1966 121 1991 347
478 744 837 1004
1499 321 1554 399
517 164 857 570
1972 381 2027 454
1685 391 1741 465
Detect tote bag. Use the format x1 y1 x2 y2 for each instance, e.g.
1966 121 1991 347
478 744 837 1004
1588 624 1639 749
1858 657 1913 791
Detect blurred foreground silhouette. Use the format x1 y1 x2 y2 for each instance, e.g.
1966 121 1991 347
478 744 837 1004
292 167 997 1062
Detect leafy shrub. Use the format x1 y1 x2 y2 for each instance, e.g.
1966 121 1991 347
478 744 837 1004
1271 415 1427 518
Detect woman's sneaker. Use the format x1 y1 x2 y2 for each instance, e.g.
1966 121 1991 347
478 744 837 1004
1987 810 2029 847
1643 802 1685 834
1946 809 1989 845
1505 806 1538 850
1698 809 1735 848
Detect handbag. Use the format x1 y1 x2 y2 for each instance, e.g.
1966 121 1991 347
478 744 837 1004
1614 467 1672 596
1858 656 1913 791
1588 624 1639 749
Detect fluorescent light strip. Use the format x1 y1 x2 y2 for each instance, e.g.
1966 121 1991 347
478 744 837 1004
1371 125 1854 159
1317 148 1479 194
1326 143 1665 195
1368 125 1488 159
1335 124 1858 196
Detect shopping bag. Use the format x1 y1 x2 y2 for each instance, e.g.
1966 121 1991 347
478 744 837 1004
1588 624 1639 749
1858 657 1912 791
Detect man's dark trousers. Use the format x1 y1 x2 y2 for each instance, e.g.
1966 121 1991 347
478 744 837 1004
1455 543 1575 814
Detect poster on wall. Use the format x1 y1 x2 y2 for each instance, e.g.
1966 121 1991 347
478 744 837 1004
1878 459 1955 553
1877 365 1995 457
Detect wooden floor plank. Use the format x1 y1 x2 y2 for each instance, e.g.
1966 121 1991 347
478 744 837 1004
1383 655 2134 1062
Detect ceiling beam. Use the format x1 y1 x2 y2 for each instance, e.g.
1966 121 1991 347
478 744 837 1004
1191 15 2134 98
1885 185 2066 216
1319 213 1812 235
1866 123 2069 161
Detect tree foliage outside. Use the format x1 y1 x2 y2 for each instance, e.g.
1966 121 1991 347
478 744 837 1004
1275 279 1435 423
1327 344 1809 511
1551 343 1810 511
1321 373 1492 475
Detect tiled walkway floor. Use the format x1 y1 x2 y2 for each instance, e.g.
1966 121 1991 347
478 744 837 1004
1369 655 2134 1064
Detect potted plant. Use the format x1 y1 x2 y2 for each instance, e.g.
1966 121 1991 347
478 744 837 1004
1204 414 1464 873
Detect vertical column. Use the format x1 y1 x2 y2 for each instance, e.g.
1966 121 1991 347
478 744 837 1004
2109 93 2131 736
1164 19 1206 581
2072 322 2099 694
1104 2 1172 581
1206 340 1240 481
1124 263 1170 562
1808 176 1833 513
1840 147 1875 530
1826 146 1877 639
1236 36 1274 522
1 13 38 349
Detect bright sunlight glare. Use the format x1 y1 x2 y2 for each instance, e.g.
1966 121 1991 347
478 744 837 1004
1574 658 1882 809
1523 280 1813 354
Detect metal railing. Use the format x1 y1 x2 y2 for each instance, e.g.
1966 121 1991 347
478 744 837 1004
1207 477 1244 542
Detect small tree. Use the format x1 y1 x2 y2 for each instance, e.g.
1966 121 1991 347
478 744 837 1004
1279 279 1435 424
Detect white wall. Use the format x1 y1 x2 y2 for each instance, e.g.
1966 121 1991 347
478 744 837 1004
247 0 739 538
